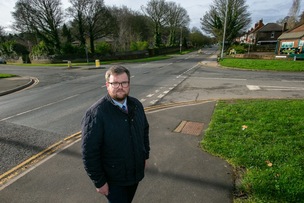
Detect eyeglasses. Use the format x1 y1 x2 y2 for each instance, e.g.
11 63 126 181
108 81 129 88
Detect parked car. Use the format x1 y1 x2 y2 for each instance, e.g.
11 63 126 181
0 57 7 64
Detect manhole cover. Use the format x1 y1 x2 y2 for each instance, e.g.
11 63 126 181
174 121 204 136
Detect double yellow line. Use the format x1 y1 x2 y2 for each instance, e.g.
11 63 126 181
0 100 212 186
0 132 81 186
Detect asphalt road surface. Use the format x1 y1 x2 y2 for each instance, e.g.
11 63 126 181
0 47 303 176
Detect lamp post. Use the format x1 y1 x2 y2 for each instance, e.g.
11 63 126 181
180 26 182 53
85 45 89 63
220 0 228 59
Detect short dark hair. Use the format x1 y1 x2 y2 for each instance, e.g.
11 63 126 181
105 65 130 82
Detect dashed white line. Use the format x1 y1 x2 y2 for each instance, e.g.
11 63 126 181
150 100 158 104
246 85 261 90
176 64 199 78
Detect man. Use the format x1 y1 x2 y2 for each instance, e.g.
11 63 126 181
81 65 150 203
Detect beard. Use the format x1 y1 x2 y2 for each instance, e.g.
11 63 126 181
112 90 128 102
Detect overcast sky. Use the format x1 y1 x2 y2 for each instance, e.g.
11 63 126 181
0 0 301 33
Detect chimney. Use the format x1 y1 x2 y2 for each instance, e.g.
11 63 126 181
283 22 287 31
259 19 263 27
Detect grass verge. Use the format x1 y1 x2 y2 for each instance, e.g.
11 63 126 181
0 73 17 78
201 99 304 202
219 58 304 71
6 55 172 67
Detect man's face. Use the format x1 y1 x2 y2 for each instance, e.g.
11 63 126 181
106 73 130 103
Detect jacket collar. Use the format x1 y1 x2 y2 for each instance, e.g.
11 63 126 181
105 94 136 112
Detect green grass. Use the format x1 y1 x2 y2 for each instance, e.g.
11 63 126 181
201 99 304 203
0 73 17 78
121 55 172 63
7 55 173 67
219 58 304 71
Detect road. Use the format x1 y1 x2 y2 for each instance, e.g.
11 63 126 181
0 47 304 176
162 63 304 103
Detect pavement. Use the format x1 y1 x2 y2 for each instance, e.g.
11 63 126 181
0 60 234 203
0 76 34 96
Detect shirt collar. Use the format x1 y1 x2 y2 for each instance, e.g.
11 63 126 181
112 98 127 108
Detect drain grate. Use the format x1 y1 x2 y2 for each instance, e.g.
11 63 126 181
174 121 204 136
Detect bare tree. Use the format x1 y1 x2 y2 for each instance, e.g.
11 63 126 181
84 0 116 53
283 0 301 29
189 27 214 47
67 0 89 47
67 0 116 53
200 0 251 46
166 2 190 46
142 0 169 47
12 0 63 54
299 11 304 25
109 6 131 51
110 6 152 52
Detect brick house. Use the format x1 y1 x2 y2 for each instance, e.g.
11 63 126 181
255 23 283 45
238 20 283 46
277 22 304 55
238 19 264 44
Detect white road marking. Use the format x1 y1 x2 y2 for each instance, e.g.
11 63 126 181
247 85 304 91
246 85 261 90
141 87 174 105
282 80 304 83
262 85 304 91
200 77 247 81
150 100 158 104
0 94 79 121
176 64 200 78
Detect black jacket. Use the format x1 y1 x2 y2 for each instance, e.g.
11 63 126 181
81 94 150 188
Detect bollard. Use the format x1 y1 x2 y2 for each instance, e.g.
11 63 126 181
68 61 72 68
294 56 296 61
95 59 100 68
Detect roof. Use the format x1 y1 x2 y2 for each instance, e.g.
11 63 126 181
286 22 304 33
258 23 283 32
278 31 304 40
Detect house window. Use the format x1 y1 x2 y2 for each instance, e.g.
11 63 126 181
271 32 275 38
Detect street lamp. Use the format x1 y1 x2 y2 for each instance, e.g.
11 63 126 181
220 0 228 59
180 26 182 53
85 45 89 63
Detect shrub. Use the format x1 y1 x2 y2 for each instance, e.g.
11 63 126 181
229 44 247 54
130 41 148 51
30 41 49 58
95 41 112 55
